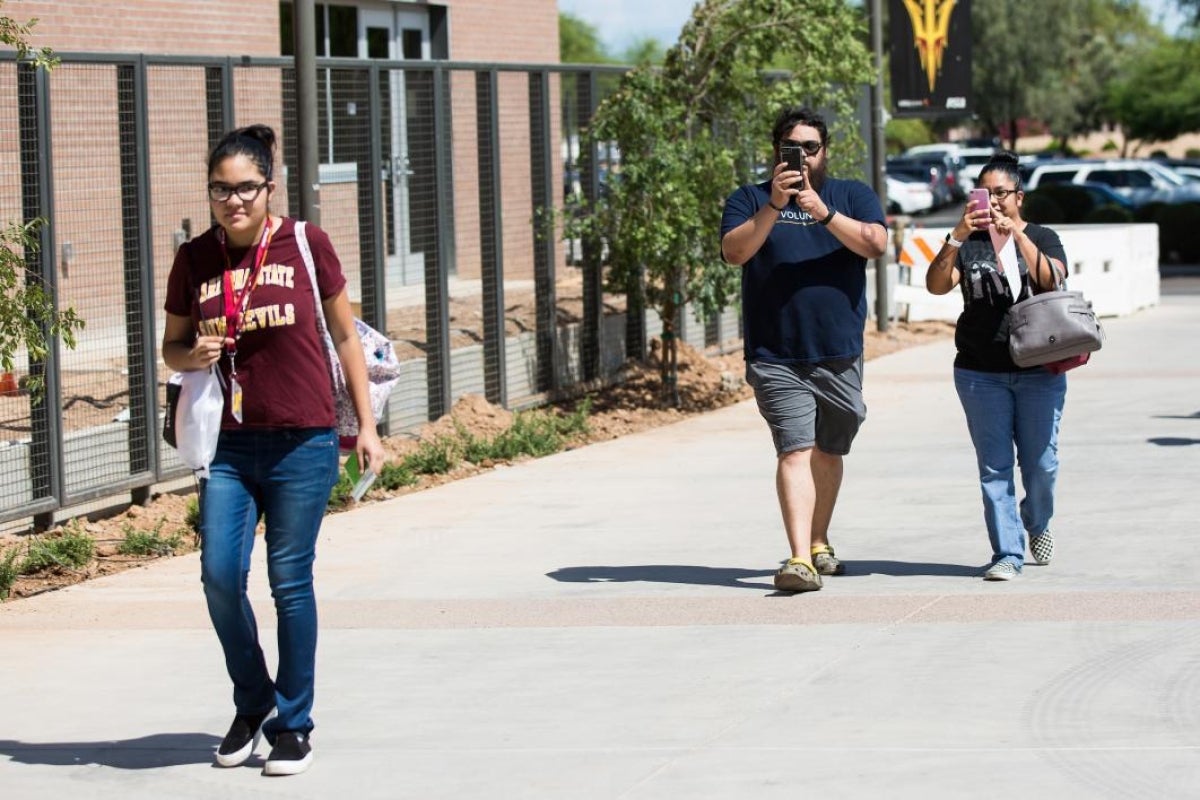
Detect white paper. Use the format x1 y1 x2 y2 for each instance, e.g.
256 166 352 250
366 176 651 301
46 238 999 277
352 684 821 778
989 228 1022 301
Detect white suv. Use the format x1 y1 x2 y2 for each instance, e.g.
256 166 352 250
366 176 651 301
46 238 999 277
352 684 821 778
1024 159 1200 205
903 143 996 191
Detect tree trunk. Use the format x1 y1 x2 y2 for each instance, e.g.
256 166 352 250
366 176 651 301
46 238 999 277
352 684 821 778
659 290 681 409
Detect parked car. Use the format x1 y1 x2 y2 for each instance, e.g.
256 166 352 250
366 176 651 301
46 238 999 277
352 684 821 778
958 146 999 189
1151 157 1200 184
887 157 952 208
902 145 968 200
1024 158 1200 206
1024 181 1137 222
884 173 935 216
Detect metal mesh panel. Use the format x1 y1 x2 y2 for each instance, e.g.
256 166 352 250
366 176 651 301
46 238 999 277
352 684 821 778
377 65 444 424
147 64 218 479
0 55 668 526
444 68 486 407
233 65 290 216
48 63 136 498
0 63 38 512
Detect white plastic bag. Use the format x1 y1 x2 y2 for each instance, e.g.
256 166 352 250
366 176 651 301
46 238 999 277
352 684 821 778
175 366 225 478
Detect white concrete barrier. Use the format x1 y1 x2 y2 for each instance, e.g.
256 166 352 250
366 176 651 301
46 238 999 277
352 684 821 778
891 224 1160 321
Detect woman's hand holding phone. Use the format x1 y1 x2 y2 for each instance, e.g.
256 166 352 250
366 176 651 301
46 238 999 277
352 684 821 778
968 188 992 229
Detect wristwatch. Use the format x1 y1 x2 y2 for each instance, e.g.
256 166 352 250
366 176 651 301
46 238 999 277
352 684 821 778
944 232 964 248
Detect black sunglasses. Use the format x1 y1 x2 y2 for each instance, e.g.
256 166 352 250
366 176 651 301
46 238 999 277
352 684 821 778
779 139 823 156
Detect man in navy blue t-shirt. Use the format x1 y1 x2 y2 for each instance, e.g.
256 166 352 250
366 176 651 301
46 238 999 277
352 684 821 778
720 107 887 593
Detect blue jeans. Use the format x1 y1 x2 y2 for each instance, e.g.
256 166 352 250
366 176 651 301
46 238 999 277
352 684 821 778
954 368 1066 570
199 427 339 737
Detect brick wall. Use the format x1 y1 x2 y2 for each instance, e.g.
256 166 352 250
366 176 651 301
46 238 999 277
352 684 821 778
10 0 280 56
10 0 561 62
444 0 559 63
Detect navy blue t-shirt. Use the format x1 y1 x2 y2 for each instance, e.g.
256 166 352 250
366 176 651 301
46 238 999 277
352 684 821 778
721 176 886 364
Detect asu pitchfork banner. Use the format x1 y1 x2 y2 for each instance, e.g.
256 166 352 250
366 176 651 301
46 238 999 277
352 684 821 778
889 0 972 117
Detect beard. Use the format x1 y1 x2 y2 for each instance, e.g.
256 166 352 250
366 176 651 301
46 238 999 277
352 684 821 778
806 159 828 191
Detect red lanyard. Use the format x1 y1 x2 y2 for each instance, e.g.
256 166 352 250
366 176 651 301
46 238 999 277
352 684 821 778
219 217 275 357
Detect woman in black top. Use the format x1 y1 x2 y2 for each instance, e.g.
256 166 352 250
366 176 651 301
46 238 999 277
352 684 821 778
925 151 1068 581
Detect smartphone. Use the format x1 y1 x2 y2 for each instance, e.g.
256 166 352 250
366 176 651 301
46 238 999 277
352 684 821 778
779 145 806 191
351 469 377 502
969 187 991 228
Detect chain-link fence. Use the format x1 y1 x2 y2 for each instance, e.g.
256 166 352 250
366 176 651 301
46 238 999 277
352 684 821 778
0 52 749 529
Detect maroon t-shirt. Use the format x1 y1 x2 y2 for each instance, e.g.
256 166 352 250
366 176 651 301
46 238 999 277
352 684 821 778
164 217 347 430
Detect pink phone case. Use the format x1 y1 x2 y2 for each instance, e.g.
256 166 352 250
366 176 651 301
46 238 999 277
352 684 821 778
969 188 990 227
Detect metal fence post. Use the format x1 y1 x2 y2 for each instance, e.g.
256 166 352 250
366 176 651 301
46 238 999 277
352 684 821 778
426 65 453 420
577 70 603 382
528 70 558 393
117 59 157 498
476 69 507 408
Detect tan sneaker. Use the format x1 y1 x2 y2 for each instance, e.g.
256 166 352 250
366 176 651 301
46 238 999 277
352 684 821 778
774 558 823 592
811 544 845 576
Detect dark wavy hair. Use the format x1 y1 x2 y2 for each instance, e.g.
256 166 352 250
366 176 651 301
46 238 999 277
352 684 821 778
978 150 1022 189
207 124 276 180
771 107 829 149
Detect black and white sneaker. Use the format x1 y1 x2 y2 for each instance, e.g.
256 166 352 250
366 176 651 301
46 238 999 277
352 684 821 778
1030 530 1055 565
263 731 313 776
215 708 275 767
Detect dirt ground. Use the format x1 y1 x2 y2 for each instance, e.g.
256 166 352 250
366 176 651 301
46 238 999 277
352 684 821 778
0 318 954 602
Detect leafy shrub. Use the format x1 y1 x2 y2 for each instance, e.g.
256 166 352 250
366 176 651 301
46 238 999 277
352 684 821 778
21 526 95 573
1027 185 1095 223
1021 192 1065 225
1083 205 1134 223
1134 202 1166 223
184 495 200 532
403 437 459 475
0 546 19 600
1154 202 1200 263
327 471 354 510
378 462 418 490
117 520 184 557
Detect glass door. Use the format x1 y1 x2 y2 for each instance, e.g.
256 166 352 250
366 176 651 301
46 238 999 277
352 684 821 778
359 6 430 287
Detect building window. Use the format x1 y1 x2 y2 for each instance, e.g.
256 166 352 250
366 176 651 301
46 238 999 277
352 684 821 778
279 2 358 57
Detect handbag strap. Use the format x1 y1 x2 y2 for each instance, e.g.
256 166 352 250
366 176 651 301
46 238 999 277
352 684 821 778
1039 249 1066 290
295 220 330 341
295 221 342 386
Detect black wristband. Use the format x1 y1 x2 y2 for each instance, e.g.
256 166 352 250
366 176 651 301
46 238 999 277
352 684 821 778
768 199 785 212
818 209 837 226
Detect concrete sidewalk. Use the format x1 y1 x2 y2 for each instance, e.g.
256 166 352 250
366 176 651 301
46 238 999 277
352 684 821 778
2 288 1199 799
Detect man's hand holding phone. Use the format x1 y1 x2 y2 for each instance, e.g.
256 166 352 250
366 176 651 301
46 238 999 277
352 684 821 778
779 145 807 199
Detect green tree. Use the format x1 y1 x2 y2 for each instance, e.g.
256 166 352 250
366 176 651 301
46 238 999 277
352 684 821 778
1027 0 1159 154
578 0 873 404
1106 36 1200 148
971 0 1081 150
559 12 611 64
1172 0 1200 25
619 36 666 67
0 1 82 398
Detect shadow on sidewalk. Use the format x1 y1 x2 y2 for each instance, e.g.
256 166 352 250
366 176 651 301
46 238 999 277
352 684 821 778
0 733 221 769
546 565 775 590
842 560 981 577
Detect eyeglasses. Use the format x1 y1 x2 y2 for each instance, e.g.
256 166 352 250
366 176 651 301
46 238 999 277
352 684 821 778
985 187 1019 200
780 139 823 156
207 181 269 203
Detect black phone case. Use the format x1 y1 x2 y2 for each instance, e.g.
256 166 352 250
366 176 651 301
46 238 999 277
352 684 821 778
780 147 805 189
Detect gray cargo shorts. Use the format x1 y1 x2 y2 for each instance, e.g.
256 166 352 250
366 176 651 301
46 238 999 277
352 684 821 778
745 356 866 456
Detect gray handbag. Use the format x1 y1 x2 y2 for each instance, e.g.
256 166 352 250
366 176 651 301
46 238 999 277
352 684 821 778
1006 253 1104 369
